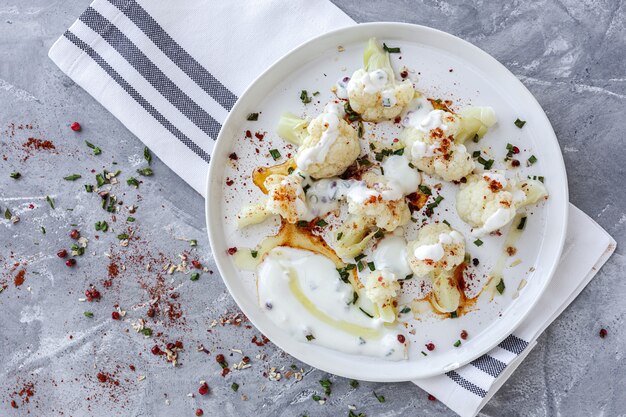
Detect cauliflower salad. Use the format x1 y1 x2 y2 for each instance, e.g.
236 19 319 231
229 38 548 361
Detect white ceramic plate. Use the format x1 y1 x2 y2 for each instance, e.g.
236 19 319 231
206 22 568 381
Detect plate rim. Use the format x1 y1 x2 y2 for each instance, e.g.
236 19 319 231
205 21 569 381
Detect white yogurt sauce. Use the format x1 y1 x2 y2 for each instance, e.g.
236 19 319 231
257 247 407 360
482 171 508 187
411 140 438 159
416 109 449 133
296 103 344 171
372 235 413 278
335 76 350 99
413 231 464 261
477 207 516 235
403 97 434 128
382 155 421 195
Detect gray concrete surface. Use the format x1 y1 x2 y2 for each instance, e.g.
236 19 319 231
1 0 625 416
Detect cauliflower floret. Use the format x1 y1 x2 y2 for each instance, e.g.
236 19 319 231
264 173 311 224
332 214 376 260
346 38 414 122
295 103 360 178
346 173 411 231
407 223 465 277
401 109 475 182
365 269 400 323
456 172 548 235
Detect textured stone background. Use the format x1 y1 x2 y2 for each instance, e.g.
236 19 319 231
1 0 625 416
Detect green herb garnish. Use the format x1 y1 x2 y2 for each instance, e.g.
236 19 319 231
64 174 82 181
312 394 321 401
477 156 494 170
246 113 259 121
85 184 93 193
189 239 197 247
10 172 20 179
46 196 55 209
382 43 401 53
95 220 108 232
306 334 315 342
144 147 152 164
453 340 461 347
127 216 136 222
84 311 94 318
374 392 386 403
85 141 101 155
5 208 12 220
473 239 483 247
359 307 373 318
117 233 129 240
316 219 328 228
300 90 312 104
269 149 281 161
528 155 537 165
517 216 527 230
231 382 239 392
190 272 200 281
367 261 375 271
319 379 332 396
137 168 153 176
142 328 153 336
399 306 411 314
514 118 526 128
496 278 505 294
357 121 364 138
296 220 308 228
127 177 140 188
350 379 359 388
419 185 432 195
450 310 458 318
336 232 343 240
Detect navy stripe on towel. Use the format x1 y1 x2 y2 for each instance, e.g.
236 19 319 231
79 7 222 140
64 31 211 163
446 371 488 398
107 0 238 111
471 354 508 378
498 334 529 355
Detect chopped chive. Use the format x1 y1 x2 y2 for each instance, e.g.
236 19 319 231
496 278 505 294
517 216 527 230
64 174 81 181
251 250 258 258
421 351 428 356
418 184 432 195
246 112 259 121
514 118 526 128
450 310 458 318
477 156 495 170
190 272 200 281
127 216 136 222
84 184 93 193
144 147 152 165
84 311 94 318
528 155 537 165
269 149 281 161
300 90 312 104
453 340 461 347
46 196 55 209
5 208 12 220
189 239 197 247
231 382 239 392
315 218 328 228
350 379 359 388
472 134 481 143
359 307 373 318
472 150 481 158
393 147 405 155
399 306 411 314
306 334 315 341
351 291 359 305
41 226 46 234
357 261 364 272
319 379 332 396
442 219 450 226
336 232 343 241
373 229 385 239
296 220 308 228
287 167 295 175
403 273 414 280
382 43 401 53
354 253 366 262
96 173 105 187
357 121 364 138
345 263 356 270
473 239 483 247
142 328 153 336
367 261 375 271
10 172 20 179
117 233 129 240
127 177 140 188
137 168 153 176
374 391 386 403
312 394 321 401
95 221 108 232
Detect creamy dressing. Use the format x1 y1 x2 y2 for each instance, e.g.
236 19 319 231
257 247 407 360
372 235 412 278
382 155 421 195
335 76 350 99
476 207 516 236
402 96 434 128
481 171 508 187
296 103 344 171
411 140 438 158
415 109 449 133
413 231 464 261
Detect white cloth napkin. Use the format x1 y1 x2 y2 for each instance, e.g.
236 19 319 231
48 1 616 416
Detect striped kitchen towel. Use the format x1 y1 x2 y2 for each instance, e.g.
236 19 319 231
48 1 616 416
